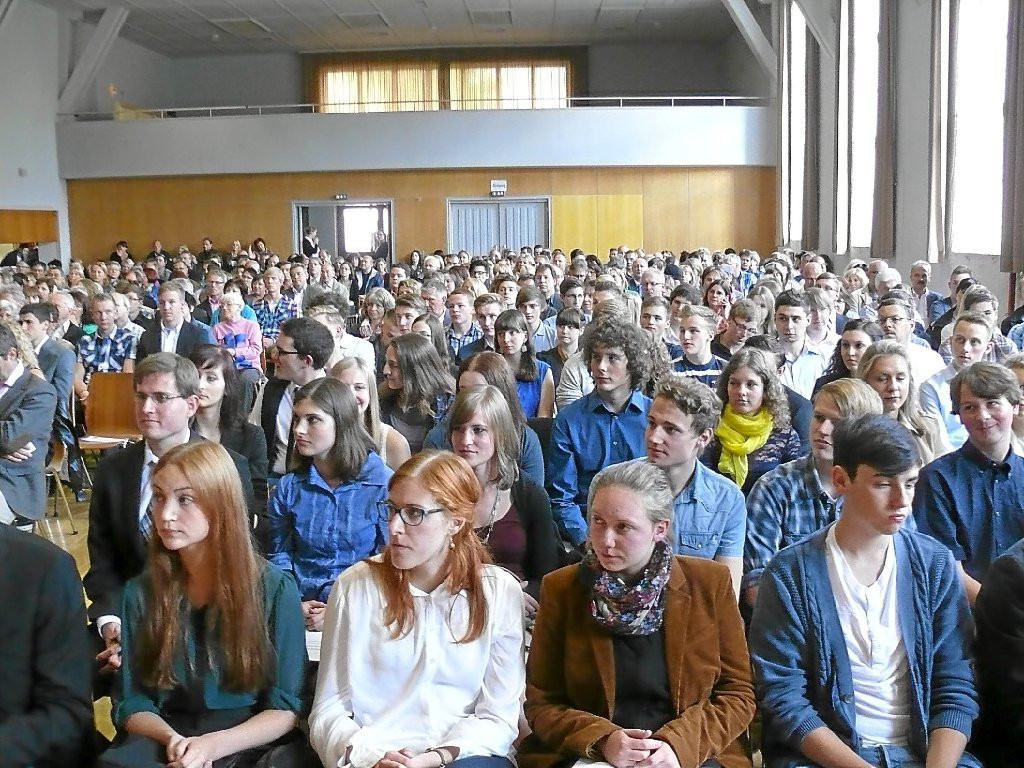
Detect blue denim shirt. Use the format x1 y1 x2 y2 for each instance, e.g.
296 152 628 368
547 389 651 545
267 452 392 602
913 441 1024 582
668 459 746 559
749 527 980 768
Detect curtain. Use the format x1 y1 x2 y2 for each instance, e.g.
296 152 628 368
1001 0 1024 272
802 29 821 251
870 0 898 260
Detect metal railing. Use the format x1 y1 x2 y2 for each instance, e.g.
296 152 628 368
67 94 768 121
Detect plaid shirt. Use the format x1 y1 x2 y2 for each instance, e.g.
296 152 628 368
445 323 482 359
253 296 297 341
77 327 137 376
743 454 842 592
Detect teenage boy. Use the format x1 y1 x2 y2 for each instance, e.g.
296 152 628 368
458 293 503 360
538 307 583 388
548 319 652 545
775 290 828 399
743 379 884 607
712 299 760 360
914 362 1024 604
919 311 993 449
517 285 557 352
674 304 728 389
644 373 745 596
750 415 980 768
443 289 481 359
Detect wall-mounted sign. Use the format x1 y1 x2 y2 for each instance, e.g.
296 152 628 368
490 179 507 197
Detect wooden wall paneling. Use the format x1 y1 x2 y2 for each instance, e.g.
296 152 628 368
642 170 689 252
596 194 644 253
67 166 778 263
0 209 58 243
551 195 599 254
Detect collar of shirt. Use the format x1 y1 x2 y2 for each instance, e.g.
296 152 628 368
960 439 1018 473
2 362 25 388
33 338 45 356
585 388 648 415
675 460 714 503
161 320 183 334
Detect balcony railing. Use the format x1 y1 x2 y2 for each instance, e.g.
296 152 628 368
68 95 769 121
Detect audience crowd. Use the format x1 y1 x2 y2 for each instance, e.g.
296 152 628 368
5 235 1024 768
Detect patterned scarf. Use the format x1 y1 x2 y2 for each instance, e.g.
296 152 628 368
715 404 774 489
580 540 673 636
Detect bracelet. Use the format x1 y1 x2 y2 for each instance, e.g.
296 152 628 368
426 748 451 767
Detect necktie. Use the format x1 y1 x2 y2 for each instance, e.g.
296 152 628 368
139 459 157 540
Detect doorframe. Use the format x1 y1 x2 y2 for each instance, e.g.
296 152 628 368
445 195 552 254
292 198 396 257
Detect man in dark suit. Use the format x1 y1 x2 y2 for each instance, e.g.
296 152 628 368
0 525 94 766
0 323 58 529
135 281 214 363
19 302 87 500
83 353 258 686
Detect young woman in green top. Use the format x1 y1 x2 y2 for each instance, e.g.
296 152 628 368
99 441 307 768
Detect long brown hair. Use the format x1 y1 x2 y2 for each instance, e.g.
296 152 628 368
368 451 493 643
137 441 270 691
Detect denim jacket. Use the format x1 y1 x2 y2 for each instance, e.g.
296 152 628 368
748 527 979 768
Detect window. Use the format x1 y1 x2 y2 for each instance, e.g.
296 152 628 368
845 0 880 252
786 4 808 246
949 0 1008 255
449 61 568 110
306 51 577 113
320 63 438 113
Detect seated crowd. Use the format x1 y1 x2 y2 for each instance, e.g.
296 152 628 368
7 237 1024 768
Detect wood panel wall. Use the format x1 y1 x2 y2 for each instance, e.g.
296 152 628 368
0 209 58 243
66 166 777 261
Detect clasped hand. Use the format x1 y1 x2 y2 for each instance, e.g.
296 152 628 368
373 748 445 768
602 729 680 768
167 732 223 768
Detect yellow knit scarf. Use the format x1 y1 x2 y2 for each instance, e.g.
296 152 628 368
715 405 774 489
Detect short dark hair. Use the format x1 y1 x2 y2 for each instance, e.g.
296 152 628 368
555 307 584 329
279 317 334 370
515 285 545 308
19 302 56 324
832 414 920 478
774 290 808 313
559 277 583 296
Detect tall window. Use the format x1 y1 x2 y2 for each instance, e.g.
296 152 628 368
787 4 808 246
847 0 880 251
306 52 575 113
949 0 1008 255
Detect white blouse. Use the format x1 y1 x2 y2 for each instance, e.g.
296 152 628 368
309 558 526 768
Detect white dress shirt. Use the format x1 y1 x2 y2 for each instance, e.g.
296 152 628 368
825 525 911 746
310 559 525 768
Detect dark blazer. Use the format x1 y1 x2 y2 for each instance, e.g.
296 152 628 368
0 526 94 767
83 435 258 622
37 337 75 418
0 371 57 520
135 320 215 363
973 537 1024 767
521 556 755 768
63 323 85 349
220 420 270 525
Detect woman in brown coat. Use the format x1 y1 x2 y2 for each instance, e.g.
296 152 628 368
521 459 755 768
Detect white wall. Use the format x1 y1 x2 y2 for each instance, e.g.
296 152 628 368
73 20 174 114
56 106 776 179
171 53 303 109
0 0 69 259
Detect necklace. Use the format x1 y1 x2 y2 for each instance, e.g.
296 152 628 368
476 484 501 544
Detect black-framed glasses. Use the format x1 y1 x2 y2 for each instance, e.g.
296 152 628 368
378 501 444 526
133 392 186 406
274 347 303 356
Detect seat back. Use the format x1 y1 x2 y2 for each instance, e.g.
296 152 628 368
84 372 141 440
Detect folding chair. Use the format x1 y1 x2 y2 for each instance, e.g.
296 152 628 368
78 372 142 477
45 438 78 534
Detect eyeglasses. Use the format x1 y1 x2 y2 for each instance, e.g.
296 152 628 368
878 314 909 326
133 392 185 406
274 347 303 356
379 501 445 526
